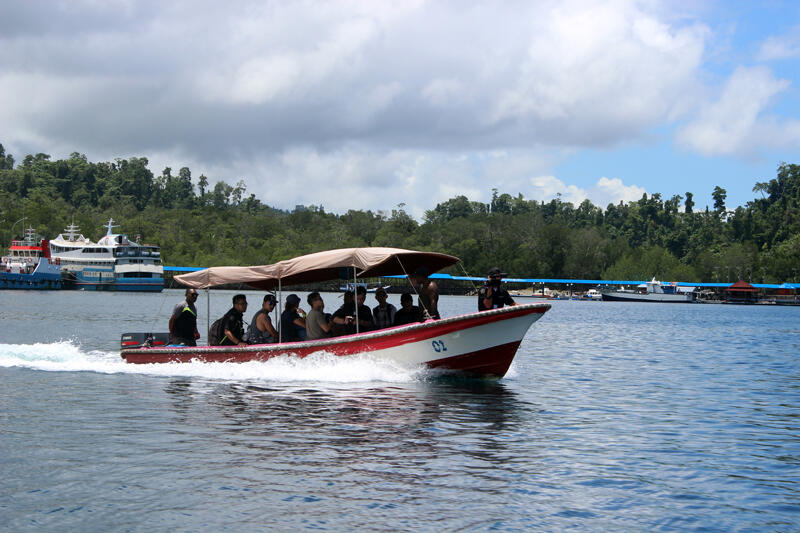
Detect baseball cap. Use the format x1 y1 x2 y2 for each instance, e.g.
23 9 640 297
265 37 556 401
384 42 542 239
488 267 507 277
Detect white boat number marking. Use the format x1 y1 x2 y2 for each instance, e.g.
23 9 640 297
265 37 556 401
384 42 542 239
432 340 448 353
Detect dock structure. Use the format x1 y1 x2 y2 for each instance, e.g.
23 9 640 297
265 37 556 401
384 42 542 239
163 266 799 291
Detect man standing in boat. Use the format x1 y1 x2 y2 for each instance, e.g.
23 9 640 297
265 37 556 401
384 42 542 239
169 288 200 346
411 266 440 320
478 267 517 311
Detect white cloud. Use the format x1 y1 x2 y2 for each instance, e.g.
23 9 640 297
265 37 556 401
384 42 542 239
589 176 647 206
492 0 708 139
422 78 468 106
228 55 301 104
8 0 786 217
528 175 645 207
757 26 800 61
529 175 587 204
138 147 607 220
676 66 792 156
0 1 712 153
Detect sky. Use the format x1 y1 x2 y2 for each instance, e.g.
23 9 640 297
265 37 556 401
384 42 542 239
1 0 799 219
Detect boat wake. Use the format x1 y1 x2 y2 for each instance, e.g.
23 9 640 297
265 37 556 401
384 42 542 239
0 341 429 384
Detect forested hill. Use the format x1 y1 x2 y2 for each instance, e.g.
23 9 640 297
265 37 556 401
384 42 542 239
1 143 798 283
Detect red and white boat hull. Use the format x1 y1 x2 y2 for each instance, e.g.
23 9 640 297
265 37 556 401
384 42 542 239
121 303 550 378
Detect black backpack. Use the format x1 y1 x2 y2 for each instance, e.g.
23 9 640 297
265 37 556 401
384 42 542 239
208 316 225 346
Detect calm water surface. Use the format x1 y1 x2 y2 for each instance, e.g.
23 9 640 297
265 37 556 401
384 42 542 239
1 290 799 531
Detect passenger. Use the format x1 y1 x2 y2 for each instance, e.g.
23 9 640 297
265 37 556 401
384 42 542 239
332 286 374 335
305 292 333 340
393 292 420 326
331 290 356 336
169 288 200 346
411 266 440 320
247 294 278 344
372 287 396 329
218 294 248 346
280 293 307 342
478 267 517 311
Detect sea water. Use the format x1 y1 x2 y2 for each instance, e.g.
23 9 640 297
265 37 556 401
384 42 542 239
1 290 798 531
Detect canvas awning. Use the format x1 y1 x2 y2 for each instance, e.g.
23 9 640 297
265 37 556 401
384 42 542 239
174 247 460 290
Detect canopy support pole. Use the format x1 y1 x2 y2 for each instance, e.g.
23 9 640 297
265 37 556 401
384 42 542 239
205 288 210 346
278 278 283 343
397 257 429 319
354 267 359 334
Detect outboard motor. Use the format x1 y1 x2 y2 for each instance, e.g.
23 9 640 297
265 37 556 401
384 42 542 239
121 332 171 349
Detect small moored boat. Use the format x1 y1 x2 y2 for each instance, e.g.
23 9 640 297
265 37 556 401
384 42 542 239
1 226 64 290
120 248 550 378
601 278 694 303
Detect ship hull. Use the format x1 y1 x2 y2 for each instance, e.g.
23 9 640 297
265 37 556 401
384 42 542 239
121 303 550 378
601 292 693 303
74 275 164 291
0 271 62 290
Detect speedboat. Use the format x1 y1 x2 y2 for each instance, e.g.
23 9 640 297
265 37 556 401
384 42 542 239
582 289 602 300
601 278 694 303
120 247 550 378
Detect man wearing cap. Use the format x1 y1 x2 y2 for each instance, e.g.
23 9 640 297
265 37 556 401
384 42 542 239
247 294 278 344
478 267 516 311
280 293 307 342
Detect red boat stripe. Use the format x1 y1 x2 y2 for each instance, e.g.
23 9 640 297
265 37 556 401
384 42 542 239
122 304 550 367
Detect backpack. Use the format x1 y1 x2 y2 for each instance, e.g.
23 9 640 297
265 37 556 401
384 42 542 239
208 316 225 346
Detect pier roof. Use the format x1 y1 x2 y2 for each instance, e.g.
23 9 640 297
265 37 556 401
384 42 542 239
163 266 800 290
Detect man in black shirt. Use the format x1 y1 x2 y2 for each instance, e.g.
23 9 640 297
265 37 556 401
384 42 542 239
393 292 420 326
478 267 516 311
332 286 374 334
219 294 248 346
169 288 200 345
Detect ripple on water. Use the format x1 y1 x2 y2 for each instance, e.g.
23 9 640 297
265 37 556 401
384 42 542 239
1 294 799 530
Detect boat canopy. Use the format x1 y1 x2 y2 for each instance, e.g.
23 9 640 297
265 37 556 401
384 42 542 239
174 247 460 290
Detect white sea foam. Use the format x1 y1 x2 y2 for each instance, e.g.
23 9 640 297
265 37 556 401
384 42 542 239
0 341 426 383
504 360 519 379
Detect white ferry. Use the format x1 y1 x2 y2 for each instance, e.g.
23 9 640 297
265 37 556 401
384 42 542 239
49 219 164 291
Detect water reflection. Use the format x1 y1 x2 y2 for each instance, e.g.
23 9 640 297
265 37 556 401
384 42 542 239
162 377 537 474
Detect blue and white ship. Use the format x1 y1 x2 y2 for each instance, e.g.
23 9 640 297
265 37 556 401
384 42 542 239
1 226 64 290
49 219 164 291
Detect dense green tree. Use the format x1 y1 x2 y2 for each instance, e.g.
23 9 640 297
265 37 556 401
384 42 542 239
684 192 694 213
0 141 798 282
712 185 727 214
0 144 14 170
